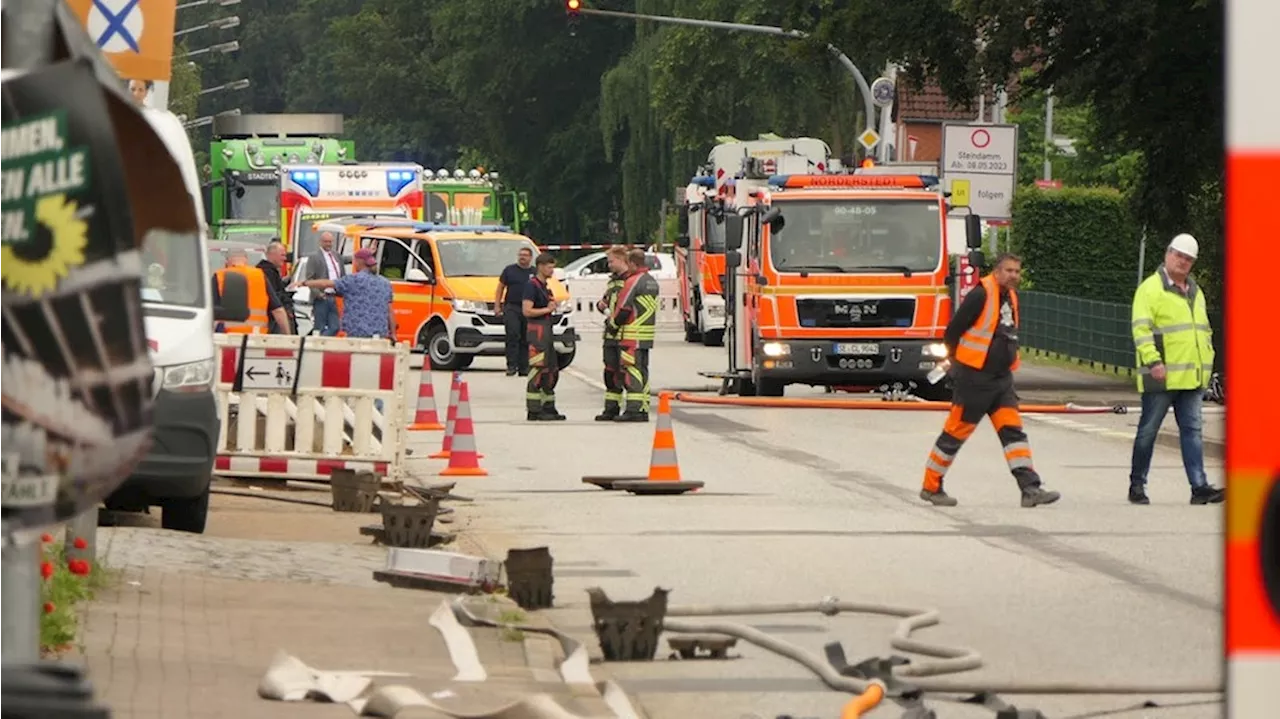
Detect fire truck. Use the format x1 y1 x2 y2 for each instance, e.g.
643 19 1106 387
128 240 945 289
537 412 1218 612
675 136 832 347
708 162 984 398
278 163 425 261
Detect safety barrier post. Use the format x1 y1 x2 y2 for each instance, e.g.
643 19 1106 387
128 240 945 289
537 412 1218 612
64 509 97 565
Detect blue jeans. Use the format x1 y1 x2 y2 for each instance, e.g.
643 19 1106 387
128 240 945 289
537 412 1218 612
313 295 341 336
1129 389 1207 489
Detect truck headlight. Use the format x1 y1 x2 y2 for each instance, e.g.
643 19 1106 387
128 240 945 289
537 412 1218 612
451 298 489 314
924 342 948 358
706 304 725 317
162 359 214 391
762 342 791 358
556 299 574 314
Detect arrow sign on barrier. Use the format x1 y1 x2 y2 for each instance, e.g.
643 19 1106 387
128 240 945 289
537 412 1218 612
240 359 293 389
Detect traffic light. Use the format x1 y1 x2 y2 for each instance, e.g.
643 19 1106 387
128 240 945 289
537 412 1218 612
566 0 581 35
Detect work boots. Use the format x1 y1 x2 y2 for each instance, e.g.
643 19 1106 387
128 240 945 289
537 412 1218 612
919 487 958 507
1020 487 1061 508
595 407 620 422
1190 485 1226 505
614 410 648 423
1128 484 1151 505
540 405 567 421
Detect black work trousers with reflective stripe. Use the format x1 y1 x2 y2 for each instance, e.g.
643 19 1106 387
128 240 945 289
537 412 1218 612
922 368 1042 493
602 342 624 412
620 344 650 413
526 319 558 412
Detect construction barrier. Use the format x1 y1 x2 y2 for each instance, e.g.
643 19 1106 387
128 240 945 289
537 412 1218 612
213 334 411 483
562 277 683 330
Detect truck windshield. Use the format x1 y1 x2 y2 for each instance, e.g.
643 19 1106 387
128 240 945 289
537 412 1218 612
140 230 206 308
228 182 279 222
436 239 538 277
769 199 942 273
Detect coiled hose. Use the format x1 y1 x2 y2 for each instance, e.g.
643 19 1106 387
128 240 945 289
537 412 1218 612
671 393 1127 414
662 599 1222 696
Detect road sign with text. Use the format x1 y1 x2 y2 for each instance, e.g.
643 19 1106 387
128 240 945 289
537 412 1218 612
941 123 1018 220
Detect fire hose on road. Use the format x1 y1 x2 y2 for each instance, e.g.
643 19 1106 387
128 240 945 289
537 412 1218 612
671 392 1128 415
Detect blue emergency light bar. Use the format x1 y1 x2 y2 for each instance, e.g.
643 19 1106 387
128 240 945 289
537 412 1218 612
690 176 715 188
767 174 940 189
289 170 321 197
336 219 511 233
387 169 419 196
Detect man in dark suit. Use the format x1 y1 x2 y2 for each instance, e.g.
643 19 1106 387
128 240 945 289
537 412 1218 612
256 240 295 334
303 231 346 336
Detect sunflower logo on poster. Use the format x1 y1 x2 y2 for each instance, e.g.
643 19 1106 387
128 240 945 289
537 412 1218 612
2 64 156 536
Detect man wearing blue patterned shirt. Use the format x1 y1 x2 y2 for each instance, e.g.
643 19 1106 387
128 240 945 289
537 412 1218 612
302 248 396 339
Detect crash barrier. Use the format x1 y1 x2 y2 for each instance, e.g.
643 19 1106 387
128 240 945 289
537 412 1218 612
670 392 1128 415
213 334 411 482
561 276 683 330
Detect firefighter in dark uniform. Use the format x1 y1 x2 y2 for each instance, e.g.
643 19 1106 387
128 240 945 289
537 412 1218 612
920 253 1062 508
523 253 566 421
595 246 633 421
607 248 659 422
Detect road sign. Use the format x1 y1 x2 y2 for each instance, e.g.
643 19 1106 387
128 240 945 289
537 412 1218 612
941 123 1018 220
857 128 880 150
239 359 294 390
870 77 895 108
87 0 145 54
949 178 971 208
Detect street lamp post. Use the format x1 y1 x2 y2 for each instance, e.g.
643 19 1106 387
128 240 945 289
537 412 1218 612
174 15 240 39
185 108 242 129
575 6 883 161
199 78 250 96
177 0 241 10
183 40 239 59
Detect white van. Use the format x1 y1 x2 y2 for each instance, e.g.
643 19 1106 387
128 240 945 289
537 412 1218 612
105 108 218 533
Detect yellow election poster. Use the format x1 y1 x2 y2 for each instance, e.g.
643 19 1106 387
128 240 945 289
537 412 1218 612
949 178 971 208
64 0 177 82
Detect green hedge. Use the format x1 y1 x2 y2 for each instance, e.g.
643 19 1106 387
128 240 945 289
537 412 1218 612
1010 186 1139 303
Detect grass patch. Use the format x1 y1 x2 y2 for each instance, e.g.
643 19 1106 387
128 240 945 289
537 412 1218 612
39 534 115 658
1023 348 1136 380
498 608 527 642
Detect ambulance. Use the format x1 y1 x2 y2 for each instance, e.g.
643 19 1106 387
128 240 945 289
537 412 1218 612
278 163 425 262
675 135 831 347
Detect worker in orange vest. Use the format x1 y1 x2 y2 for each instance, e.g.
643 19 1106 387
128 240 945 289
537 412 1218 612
920 253 1060 508
212 247 292 334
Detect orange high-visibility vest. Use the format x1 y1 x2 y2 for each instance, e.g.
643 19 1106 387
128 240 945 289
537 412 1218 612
214 266 270 334
954 274 1021 371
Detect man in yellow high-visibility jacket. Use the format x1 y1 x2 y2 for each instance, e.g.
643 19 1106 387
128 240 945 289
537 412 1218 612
1129 233 1223 505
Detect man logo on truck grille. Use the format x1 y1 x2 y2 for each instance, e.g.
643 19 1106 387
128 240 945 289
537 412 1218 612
811 347 822 362
890 347 902 363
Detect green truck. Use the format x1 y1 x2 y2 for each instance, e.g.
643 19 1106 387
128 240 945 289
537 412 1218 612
208 114 354 233
422 167 532 234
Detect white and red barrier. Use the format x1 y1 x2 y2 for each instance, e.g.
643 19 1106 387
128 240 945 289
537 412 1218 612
213 334 411 483
561 276 683 330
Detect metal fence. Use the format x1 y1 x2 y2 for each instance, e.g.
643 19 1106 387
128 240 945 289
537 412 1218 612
1020 290 1225 372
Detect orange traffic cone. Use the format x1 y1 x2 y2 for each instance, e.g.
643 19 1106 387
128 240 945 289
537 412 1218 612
428 372 462 459
440 380 488 477
614 393 703 495
408 356 445 431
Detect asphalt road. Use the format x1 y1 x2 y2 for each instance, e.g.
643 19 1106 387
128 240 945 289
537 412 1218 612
424 330 1224 719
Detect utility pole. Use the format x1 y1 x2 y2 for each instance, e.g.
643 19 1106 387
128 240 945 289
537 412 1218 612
574 5 883 163
1043 88 1055 181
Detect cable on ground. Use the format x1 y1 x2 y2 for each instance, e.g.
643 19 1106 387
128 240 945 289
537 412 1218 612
671 393 1127 414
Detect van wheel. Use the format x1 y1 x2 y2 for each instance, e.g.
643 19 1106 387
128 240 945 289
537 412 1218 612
162 485 209 534
557 348 576 370
702 329 724 347
425 325 464 370
684 323 702 343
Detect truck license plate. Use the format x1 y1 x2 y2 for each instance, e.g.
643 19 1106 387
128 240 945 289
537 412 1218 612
833 342 879 356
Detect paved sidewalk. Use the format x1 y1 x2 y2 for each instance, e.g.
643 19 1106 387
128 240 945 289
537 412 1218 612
79 488 621 719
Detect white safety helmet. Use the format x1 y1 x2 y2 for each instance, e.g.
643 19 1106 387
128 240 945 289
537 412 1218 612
1168 233 1199 260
